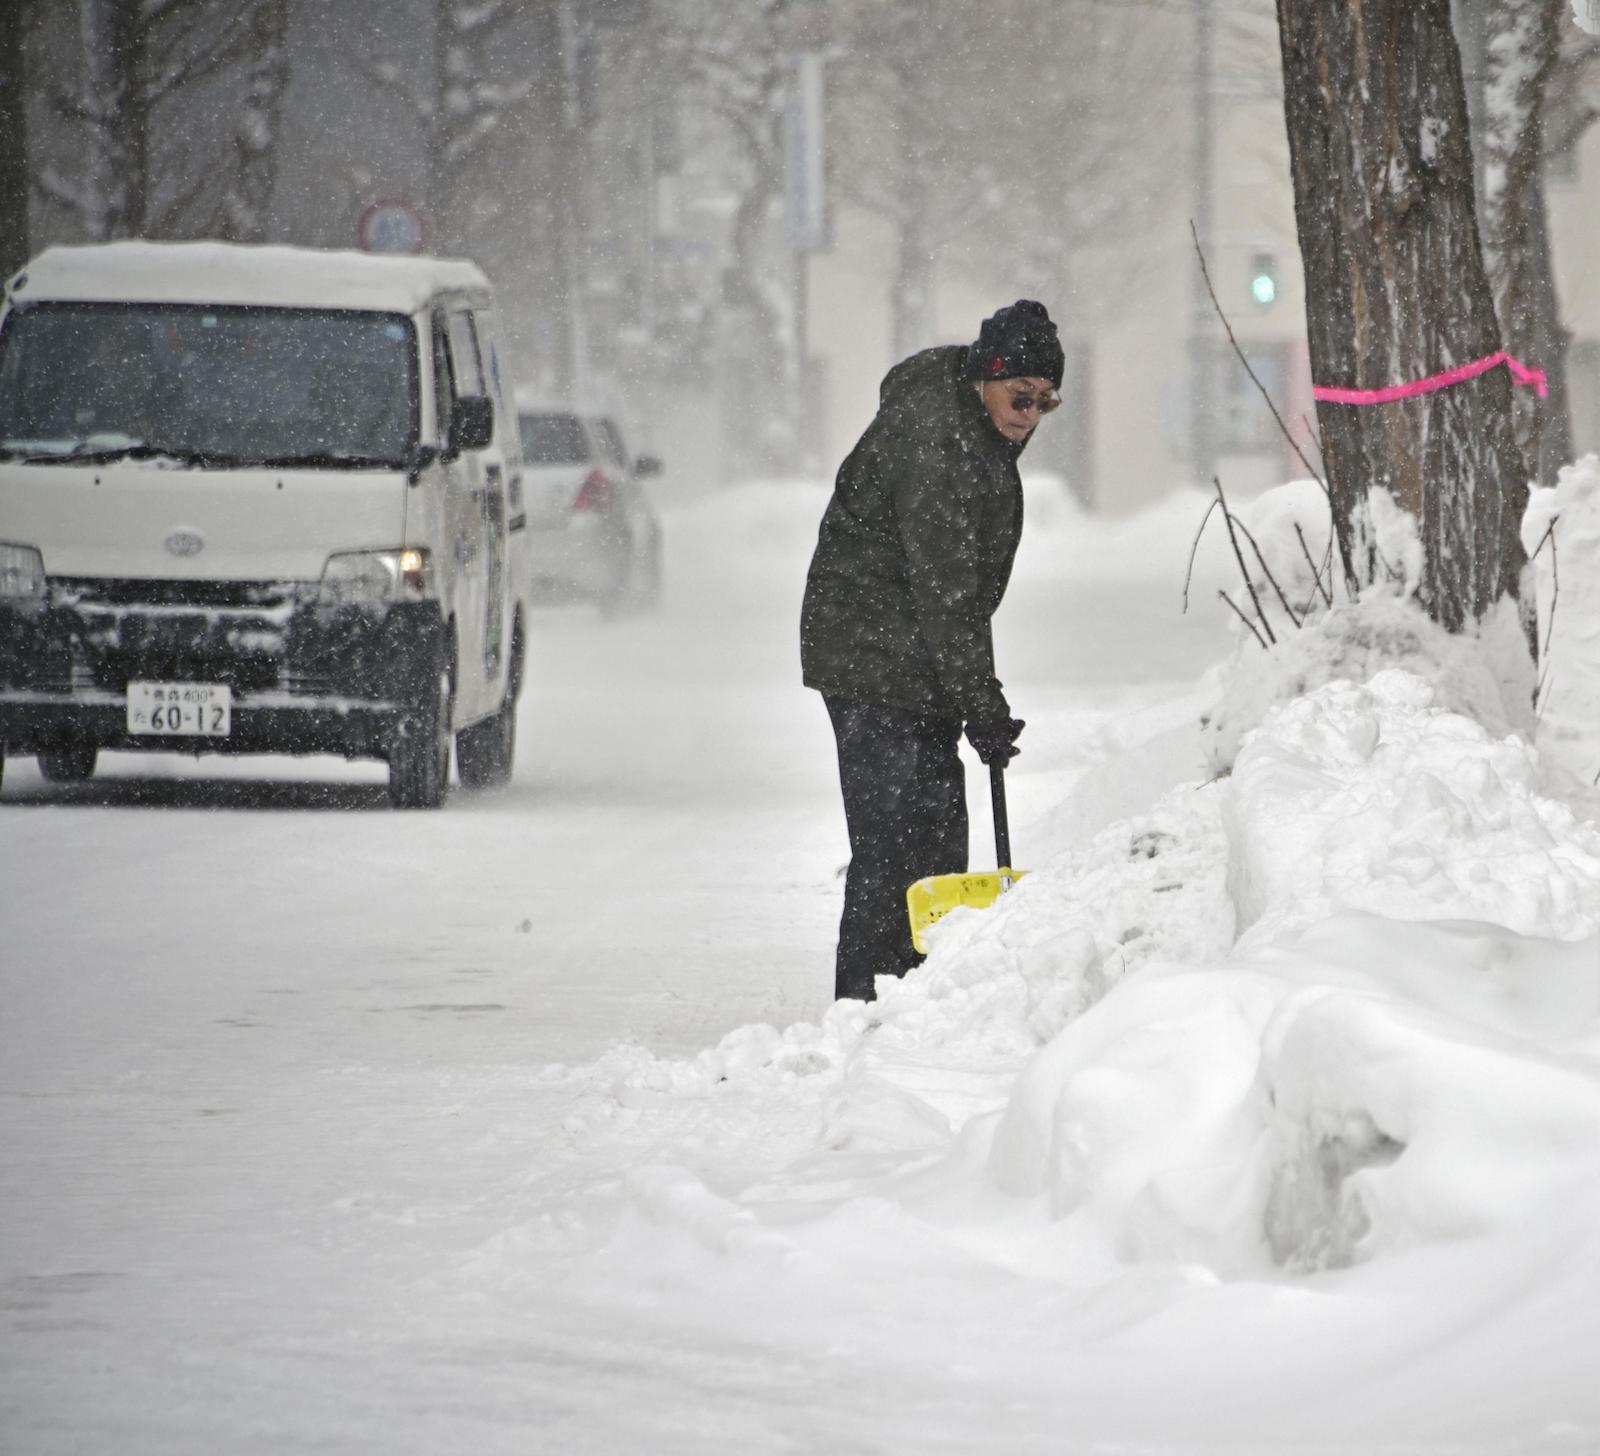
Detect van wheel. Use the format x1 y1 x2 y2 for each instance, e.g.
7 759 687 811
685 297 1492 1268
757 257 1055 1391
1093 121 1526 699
39 742 98 783
456 692 516 789
389 663 452 809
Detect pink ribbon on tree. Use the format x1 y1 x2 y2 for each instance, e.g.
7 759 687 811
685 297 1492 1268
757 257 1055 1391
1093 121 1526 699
1313 350 1548 406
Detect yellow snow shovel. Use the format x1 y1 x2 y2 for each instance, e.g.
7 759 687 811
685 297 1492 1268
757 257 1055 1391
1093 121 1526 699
907 762 1027 953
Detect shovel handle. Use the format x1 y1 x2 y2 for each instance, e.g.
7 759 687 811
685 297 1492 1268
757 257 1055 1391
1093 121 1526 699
990 761 1012 871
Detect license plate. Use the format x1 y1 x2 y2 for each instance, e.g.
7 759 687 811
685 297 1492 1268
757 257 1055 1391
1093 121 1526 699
127 681 233 737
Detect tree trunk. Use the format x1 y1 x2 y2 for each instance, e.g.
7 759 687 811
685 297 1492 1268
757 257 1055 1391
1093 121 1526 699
0 0 28 277
1481 0 1574 482
1276 0 1530 642
76 0 152 239
212 0 289 243
425 0 530 258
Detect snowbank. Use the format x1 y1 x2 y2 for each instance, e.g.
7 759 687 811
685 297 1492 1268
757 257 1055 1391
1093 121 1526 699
1227 668 1600 942
987 667 1600 1286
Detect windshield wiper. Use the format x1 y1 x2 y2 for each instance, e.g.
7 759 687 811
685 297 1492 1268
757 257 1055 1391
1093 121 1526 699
250 451 405 471
12 441 310 469
14 441 202 467
2 439 405 470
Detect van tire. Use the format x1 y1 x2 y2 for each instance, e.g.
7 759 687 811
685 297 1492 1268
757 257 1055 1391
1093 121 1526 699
456 626 521 790
389 663 452 809
456 694 516 788
39 742 98 783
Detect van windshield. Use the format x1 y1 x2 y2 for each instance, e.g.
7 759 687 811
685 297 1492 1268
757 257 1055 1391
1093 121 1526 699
0 303 419 468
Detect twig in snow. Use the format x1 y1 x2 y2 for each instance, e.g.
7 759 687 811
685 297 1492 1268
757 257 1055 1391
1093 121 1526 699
1182 497 1221 615
1529 519 1559 560
1218 590 1269 650
1231 515 1303 630
1294 522 1334 609
1214 477 1277 645
1533 520 1561 716
1536 519 1559 661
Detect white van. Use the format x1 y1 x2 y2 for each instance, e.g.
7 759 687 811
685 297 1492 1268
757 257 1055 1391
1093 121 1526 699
0 241 529 807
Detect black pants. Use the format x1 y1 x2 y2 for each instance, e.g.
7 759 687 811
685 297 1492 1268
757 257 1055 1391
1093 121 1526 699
825 696 968 1002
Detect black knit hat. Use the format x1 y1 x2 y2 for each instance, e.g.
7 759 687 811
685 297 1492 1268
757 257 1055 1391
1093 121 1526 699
963 299 1065 388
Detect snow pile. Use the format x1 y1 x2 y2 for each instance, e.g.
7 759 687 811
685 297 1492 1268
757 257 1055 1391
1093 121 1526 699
986 668 1600 1285
1226 668 1600 942
1202 591 1533 773
1197 480 1539 772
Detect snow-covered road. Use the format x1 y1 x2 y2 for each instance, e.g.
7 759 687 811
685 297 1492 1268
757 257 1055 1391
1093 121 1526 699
2 478 1240 1453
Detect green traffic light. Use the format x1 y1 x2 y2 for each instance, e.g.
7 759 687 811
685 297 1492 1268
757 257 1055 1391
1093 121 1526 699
1252 272 1277 306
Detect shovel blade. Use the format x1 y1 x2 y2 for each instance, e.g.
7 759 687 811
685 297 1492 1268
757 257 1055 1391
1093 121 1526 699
907 868 1026 954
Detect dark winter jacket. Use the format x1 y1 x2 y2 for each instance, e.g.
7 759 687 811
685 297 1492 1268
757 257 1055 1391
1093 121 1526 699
800 345 1025 722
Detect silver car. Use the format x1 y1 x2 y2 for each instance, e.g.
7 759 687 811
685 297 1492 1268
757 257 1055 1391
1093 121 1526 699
517 405 663 612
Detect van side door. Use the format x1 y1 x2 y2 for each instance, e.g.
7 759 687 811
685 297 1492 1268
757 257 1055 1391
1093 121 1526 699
473 308 526 614
446 309 507 701
430 310 490 721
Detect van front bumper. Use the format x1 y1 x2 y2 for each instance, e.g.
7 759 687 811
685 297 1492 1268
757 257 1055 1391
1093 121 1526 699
0 581 446 761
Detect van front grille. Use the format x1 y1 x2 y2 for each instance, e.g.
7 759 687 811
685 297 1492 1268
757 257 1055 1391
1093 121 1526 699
49 577 304 611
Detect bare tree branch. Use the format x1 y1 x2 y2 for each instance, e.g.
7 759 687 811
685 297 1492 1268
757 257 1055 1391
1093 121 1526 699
1219 590 1270 650
1214 477 1277 646
1192 220 1328 496
1183 497 1221 615
1295 522 1334 609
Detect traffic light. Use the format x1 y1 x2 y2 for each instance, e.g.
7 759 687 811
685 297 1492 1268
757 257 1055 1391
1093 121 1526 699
1250 251 1278 309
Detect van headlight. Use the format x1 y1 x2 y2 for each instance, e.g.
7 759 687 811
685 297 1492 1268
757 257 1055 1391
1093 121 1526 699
0 542 46 600
318 547 432 606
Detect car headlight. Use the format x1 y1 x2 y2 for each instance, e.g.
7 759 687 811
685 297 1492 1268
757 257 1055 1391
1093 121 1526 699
0 542 46 601
318 547 431 606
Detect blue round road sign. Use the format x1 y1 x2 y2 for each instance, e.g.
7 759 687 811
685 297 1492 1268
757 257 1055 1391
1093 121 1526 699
357 197 429 254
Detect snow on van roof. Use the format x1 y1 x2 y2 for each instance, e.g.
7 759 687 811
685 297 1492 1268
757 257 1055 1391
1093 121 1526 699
7 241 492 313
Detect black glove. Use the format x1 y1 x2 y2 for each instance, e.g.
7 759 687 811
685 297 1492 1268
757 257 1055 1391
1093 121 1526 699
965 714 1024 767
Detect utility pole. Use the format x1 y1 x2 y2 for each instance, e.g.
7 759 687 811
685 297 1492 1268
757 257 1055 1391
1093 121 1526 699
1189 0 1216 488
781 45 829 474
558 0 593 401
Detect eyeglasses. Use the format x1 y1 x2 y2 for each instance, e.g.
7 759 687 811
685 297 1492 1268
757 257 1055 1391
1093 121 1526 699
1004 390 1061 416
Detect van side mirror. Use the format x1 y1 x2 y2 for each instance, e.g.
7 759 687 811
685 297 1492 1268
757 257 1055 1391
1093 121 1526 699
634 454 663 478
448 395 494 455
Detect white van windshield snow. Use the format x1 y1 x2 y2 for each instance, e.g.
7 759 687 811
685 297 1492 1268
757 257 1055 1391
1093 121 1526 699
0 303 419 469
